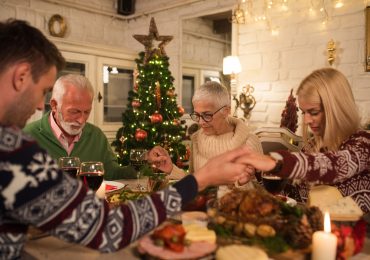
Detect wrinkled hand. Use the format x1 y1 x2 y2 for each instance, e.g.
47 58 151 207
147 146 173 174
193 146 255 191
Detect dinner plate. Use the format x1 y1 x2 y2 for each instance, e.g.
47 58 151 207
138 235 216 260
104 181 126 193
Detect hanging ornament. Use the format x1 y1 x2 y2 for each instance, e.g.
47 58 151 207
178 106 185 116
151 111 163 123
172 119 180 126
120 136 127 144
135 128 148 141
167 88 176 98
131 99 141 108
155 81 161 109
134 83 139 92
132 17 173 64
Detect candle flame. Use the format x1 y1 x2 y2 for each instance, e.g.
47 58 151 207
324 211 331 233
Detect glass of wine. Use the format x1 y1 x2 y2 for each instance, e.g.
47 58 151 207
58 157 80 178
79 161 105 191
129 149 148 190
261 172 288 195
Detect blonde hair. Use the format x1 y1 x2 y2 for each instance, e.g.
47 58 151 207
297 68 361 152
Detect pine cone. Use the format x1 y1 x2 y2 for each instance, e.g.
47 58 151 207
283 215 313 249
305 206 324 232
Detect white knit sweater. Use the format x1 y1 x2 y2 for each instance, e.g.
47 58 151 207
169 117 263 182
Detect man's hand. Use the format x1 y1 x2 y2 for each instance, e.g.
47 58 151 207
193 146 255 191
234 145 277 172
147 146 173 174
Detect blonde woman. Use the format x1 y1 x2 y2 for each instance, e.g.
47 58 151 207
149 81 262 193
236 68 370 213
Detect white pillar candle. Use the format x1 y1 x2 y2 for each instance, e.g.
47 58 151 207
312 212 337 260
96 182 106 199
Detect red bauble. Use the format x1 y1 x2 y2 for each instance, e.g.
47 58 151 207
131 99 141 108
151 111 163 123
178 106 185 116
135 128 147 141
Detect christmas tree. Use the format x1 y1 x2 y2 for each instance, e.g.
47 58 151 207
112 18 187 169
280 89 299 133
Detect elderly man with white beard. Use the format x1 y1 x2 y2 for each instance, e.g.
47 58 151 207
24 74 137 180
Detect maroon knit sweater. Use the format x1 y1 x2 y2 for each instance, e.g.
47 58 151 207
277 131 370 213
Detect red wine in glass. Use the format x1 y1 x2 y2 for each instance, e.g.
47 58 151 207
79 172 104 191
62 167 79 178
262 174 287 195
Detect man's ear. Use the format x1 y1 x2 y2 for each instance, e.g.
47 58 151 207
12 63 32 91
50 99 58 112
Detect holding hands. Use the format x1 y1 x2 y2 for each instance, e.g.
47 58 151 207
148 145 259 191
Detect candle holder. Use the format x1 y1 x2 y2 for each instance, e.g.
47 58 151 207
233 84 256 119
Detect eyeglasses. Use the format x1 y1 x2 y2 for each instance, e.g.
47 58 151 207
190 105 227 122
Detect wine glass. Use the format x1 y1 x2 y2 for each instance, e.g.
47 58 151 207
261 172 288 195
129 149 148 190
79 161 105 191
58 157 80 178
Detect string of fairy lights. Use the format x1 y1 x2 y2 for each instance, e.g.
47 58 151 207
232 0 351 36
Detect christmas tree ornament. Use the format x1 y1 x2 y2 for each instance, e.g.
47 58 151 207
173 119 180 126
134 83 139 92
167 87 176 97
131 99 141 108
119 136 127 144
155 81 161 109
133 17 173 64
150 111 163 123
178 106 185 116
135 128 148 141
280 89 298 133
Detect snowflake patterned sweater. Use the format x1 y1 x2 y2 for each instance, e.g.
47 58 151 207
276 131 370 213
0 126 198 259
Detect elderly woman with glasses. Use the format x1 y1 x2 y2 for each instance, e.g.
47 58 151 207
149 81 262 194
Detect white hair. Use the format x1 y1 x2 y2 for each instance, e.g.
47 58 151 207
51 74 94 106
192 81 230 107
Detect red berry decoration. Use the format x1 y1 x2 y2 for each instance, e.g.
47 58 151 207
173 119 180 126
151 111 163 123
135 128 147 141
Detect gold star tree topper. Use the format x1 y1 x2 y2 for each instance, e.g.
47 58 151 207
133 17 173 64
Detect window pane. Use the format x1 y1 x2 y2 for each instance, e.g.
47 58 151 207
103 66 133 122
182 75 195 113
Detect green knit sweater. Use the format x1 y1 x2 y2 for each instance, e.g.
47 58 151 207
23 112 136 180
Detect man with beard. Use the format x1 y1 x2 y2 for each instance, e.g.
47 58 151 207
24 74 136 180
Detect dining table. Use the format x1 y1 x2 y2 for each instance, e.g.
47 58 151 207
23 177 370 260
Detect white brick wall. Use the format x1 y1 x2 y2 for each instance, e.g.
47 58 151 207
236 0 370 130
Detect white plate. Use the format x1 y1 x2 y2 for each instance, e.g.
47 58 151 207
105 181 126 193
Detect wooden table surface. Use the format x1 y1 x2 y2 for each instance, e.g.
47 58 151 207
24 178 370 260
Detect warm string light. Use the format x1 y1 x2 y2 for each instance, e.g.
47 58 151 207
233 0 344 35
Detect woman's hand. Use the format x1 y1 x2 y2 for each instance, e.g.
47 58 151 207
234 145 278 172
193 146 254 191
236 165 255 186
147 146 173 174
